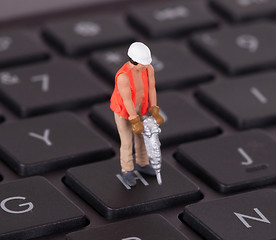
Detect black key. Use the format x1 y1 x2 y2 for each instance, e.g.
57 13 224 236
0 110 5 124
128 0 218 38
196 72 276 129
0 60 110 117
176 130 276 193
64 159 201 219
0 31 48 68
0 0 127 23
90 91 221 145
0 176 87 240
190 22 276 75
0 112 114 176
89 101 120 141
43 14 134 56
67 214 188 240
211 0 276 22
90 42 214 90
183 189 276 240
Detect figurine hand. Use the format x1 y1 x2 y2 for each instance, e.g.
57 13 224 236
149 106 164 125
129 116 144 134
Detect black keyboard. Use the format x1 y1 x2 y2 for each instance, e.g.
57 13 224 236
1 0 276 239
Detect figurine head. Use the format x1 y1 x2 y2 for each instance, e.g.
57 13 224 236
128 42 152 71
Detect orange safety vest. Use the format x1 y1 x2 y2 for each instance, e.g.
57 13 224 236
110 62 149 119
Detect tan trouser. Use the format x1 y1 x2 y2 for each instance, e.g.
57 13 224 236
114 108 149 173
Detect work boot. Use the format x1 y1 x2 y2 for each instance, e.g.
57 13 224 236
136 164 156 176
121 171 136 186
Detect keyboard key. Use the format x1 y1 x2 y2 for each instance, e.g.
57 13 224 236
0 112 114 176
0 111 5 125
67 214 188 240
43 14 134 56
0 31 48 68
0 0 127 23
90 102 120 141
90 91 221 145
0 60 110 117
211 0 276 22
176 130 276 193
0 176 87 240
90 41 214 90
196 72 276 129
128 0 218 38
190 22 276 75
64 159 201 219
183 189 276 240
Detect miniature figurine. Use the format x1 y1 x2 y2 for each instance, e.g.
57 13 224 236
110 42 164 187
142 116 162 185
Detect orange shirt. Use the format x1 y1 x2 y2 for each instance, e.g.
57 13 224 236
110 62 149 119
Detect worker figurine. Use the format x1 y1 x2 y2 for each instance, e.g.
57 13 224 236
110 42 164 187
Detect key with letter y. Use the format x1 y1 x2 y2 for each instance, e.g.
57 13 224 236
0 112 114 176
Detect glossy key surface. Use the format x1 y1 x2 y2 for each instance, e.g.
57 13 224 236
0 176 87 240
176 130 276 193
0 30 48 68
128 0 218 38
67 214 188 240
190 22 276 75
211 0 276 22
183 189 276 240
0 112 114 176
65 159 201 219
90 41 214 90
43 14 134 56
196 72 276 129
90 91 221 145
0 60 109 117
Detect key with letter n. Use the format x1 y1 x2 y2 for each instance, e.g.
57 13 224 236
183 189 276 240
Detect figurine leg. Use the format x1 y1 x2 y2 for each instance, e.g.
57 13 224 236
114 113 134 173
134 132 149 167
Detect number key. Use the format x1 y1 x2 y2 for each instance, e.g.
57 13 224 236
0 60 110 117
90 41 213 89
190 22 276 75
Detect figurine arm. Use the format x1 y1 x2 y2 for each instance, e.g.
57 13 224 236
147 64 157 107
147 65 164 125
117 73 138 120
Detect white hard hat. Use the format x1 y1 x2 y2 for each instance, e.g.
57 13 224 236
127 42 152 65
